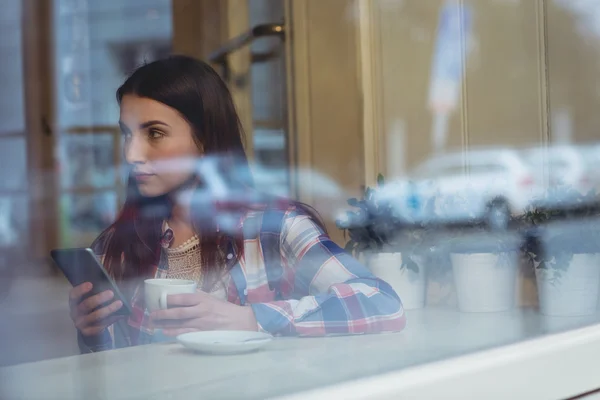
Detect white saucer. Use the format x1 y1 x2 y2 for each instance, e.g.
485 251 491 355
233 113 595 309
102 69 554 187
176 331 273 355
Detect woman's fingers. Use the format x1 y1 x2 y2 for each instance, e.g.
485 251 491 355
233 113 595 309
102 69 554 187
69 283 125 338
166 292 210 307
150 292 211 322
76 300 123 333
151 304 204 321
79 325 107 337
152 316 202 329
77 290 114 315
86 300 123 324
68 282 93 308
78 315 124 337
161 328 197 337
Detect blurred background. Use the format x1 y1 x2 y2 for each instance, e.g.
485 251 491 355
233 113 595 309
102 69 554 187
2 0 600 368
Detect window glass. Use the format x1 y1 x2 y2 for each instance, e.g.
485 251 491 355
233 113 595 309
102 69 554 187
4 1 600 398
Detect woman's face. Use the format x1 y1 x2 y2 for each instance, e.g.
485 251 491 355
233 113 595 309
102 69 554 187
120 94 202 197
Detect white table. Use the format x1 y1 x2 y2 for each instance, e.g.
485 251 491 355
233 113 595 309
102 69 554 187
2 307 600 400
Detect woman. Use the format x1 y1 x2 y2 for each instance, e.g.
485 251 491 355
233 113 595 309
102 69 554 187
68 55 406 353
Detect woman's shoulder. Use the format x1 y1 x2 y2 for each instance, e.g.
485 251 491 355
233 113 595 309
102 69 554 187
244 199 309 221
243 199 325 236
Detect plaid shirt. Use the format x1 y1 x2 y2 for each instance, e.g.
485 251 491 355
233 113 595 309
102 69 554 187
78 206 406 353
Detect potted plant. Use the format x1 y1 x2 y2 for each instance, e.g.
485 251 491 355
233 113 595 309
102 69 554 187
447 229 521 313
439 193 521 313
337 175 432 310
337 175 394 257
521 188 600 316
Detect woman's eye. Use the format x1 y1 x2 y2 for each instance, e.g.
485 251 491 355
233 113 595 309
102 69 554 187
148 129 164 139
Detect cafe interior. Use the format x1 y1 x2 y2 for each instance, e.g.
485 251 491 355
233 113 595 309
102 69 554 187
2 0 600 398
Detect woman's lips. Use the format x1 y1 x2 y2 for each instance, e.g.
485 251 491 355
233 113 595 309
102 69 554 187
133 173 155 183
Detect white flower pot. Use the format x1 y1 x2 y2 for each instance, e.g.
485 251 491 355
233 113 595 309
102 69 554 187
451 252 518 313
536 254 600 317
369 252 426 310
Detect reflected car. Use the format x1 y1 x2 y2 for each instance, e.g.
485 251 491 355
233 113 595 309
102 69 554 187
376 148 540 229
250 163 349 200
161 155 348 234
520 145 596 193
519 144 600 209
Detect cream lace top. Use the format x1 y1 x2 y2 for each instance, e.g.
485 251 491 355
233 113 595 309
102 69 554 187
165 233 202 282
163 223 228 300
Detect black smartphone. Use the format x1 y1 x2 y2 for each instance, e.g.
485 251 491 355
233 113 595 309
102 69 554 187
50 248 131 315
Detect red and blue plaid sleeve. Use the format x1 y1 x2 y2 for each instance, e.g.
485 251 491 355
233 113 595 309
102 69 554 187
250 212 407 336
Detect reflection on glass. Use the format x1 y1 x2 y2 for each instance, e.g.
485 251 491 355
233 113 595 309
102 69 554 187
4 1 600 398
0 192 28 290
383 148 535 227
53 0 173 127
0 0 25 136
0 197 21 248
60 191 117 247
520 144 600 195
253 128 289 196
0 137 27 191
58 133 115 189
250 0 285 122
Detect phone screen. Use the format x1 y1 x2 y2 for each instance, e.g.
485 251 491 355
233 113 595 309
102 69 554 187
50 248 132 315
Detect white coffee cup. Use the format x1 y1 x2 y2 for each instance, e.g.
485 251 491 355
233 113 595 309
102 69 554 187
144 278 197 312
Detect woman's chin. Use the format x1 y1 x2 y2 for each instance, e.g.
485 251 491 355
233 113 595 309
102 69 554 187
136 184 168 198
134 176 195 198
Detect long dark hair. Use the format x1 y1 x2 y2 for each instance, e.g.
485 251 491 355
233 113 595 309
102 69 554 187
96 55 324 290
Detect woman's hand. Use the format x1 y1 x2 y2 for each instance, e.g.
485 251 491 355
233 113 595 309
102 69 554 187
69 283 124 337
150 291 258 336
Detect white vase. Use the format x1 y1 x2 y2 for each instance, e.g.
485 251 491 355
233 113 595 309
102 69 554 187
536 253 600 317
369 252 426 310
451 252 518 313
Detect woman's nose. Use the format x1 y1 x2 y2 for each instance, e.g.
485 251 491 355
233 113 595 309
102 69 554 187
124 134 147 165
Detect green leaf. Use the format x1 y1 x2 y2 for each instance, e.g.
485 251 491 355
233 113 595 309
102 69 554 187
347 198 359 207
357 242 370 253
344 240 355 253
365 187 374 201
377 173 385 187
402 257 420 273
